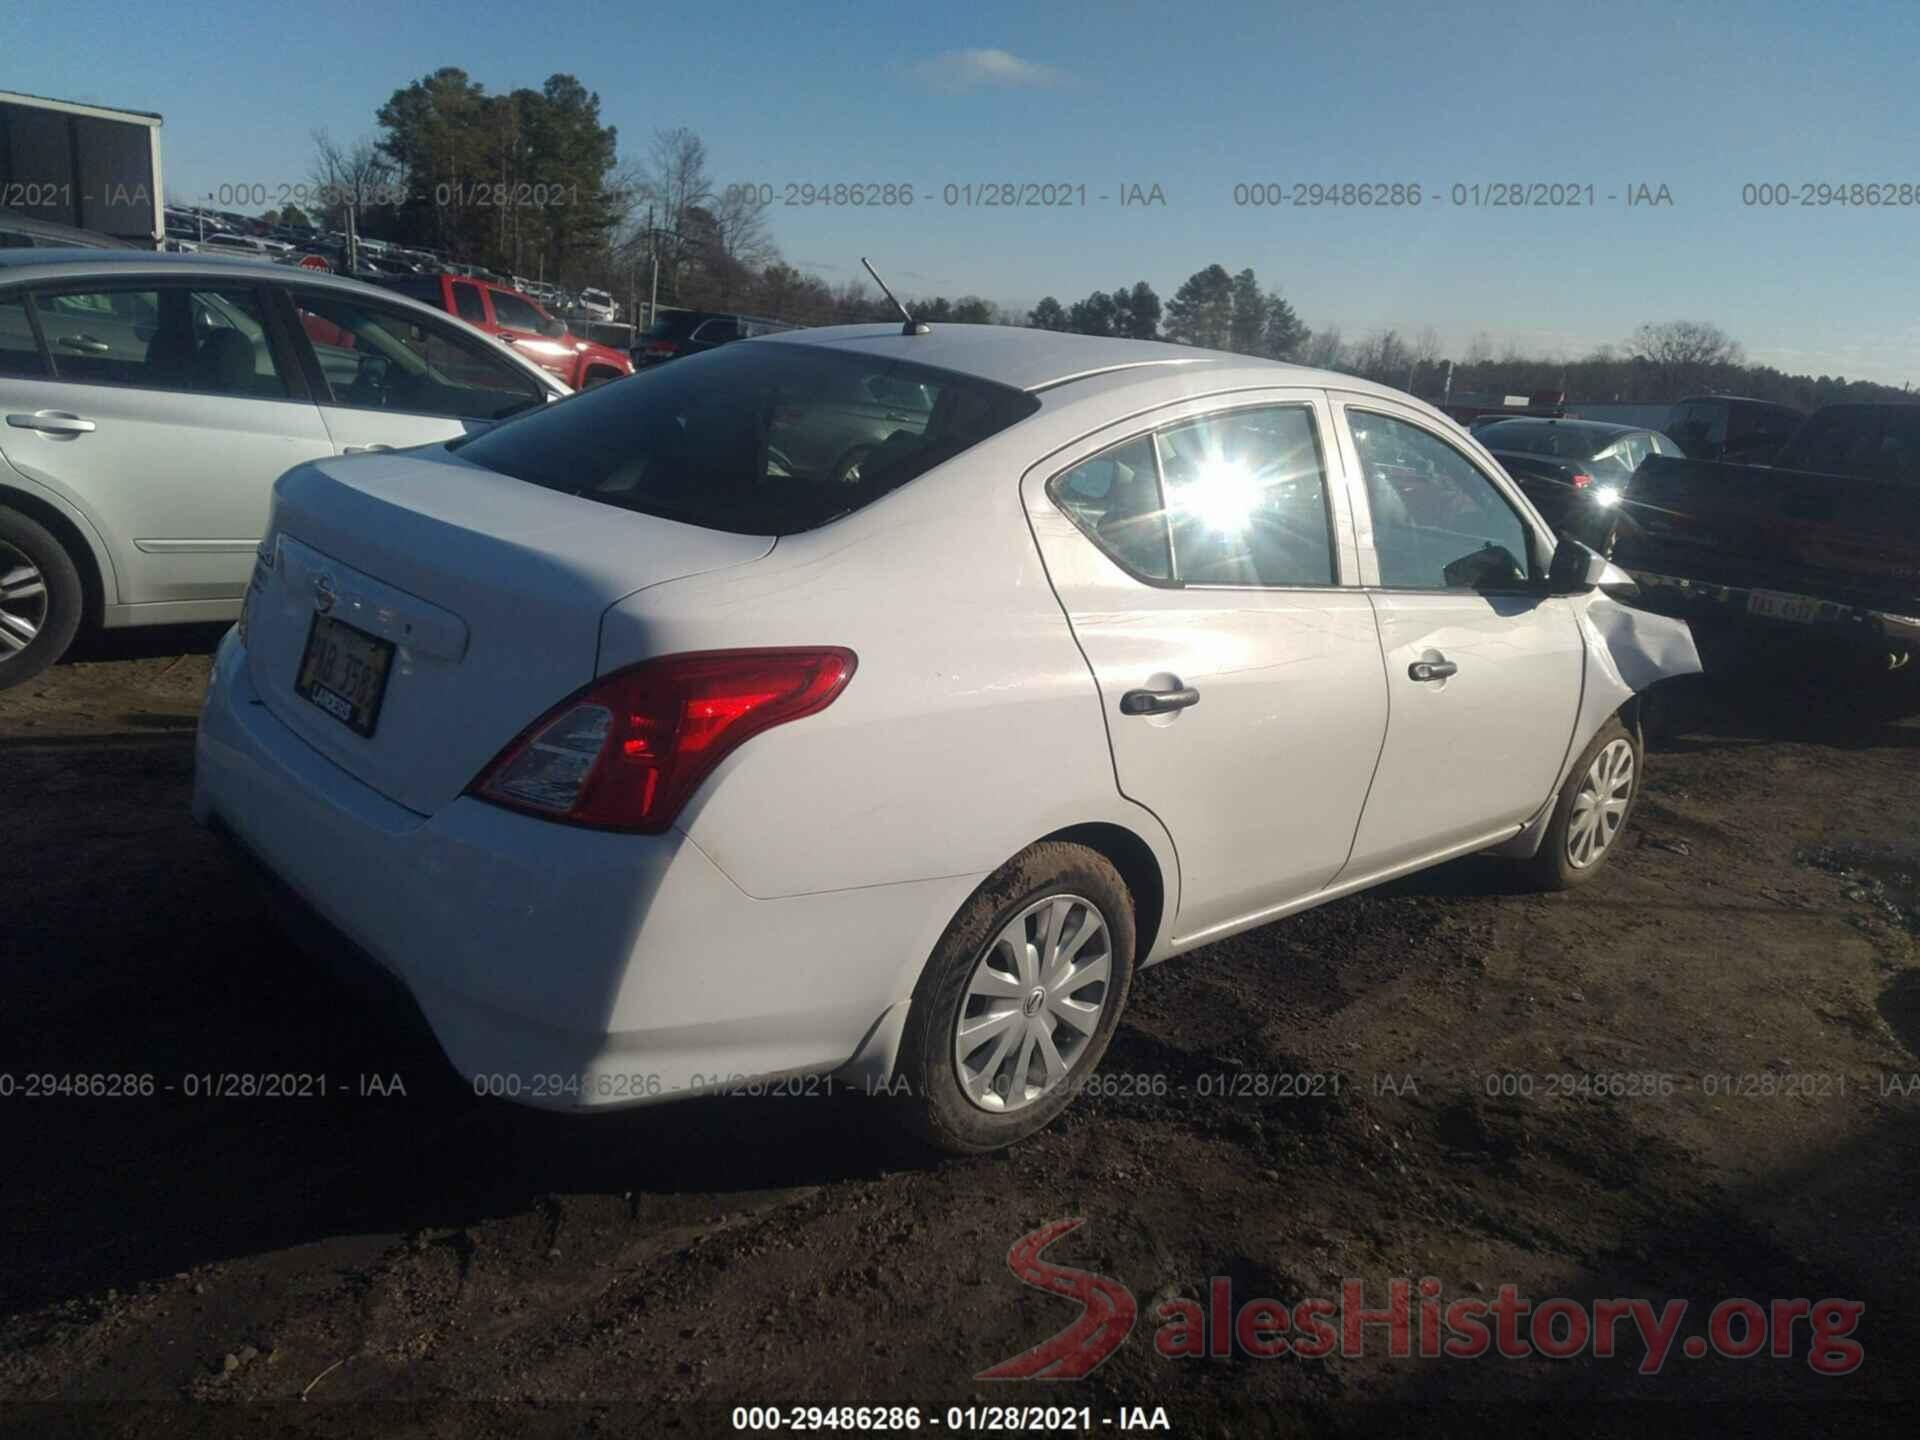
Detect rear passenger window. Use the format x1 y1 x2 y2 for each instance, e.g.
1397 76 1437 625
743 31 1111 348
452 283 486 325
1157 406 1335 586
0 296 48 377
1050 436 1171 581
31 286 287 397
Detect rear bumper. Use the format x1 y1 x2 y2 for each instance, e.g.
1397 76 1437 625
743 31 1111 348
192 630 977 1110
1623 569 1920 657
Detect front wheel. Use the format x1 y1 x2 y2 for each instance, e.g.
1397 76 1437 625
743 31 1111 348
895 842 1136 1153
1520 715 1641 890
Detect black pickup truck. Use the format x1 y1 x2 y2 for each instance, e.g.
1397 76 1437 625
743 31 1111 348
1614 402 1920 680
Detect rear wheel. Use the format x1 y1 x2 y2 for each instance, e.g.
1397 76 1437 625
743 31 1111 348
896 842 1135 1153
1520 715 1640 890
0 506 84 691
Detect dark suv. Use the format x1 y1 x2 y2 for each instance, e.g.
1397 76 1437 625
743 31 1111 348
1665 395 1806 463
632 310 794 366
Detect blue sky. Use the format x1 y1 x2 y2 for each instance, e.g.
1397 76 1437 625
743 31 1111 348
10 0 1918 383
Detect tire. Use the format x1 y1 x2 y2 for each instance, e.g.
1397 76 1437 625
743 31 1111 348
1520 715 1641 891
895 842 1136 1154
0 505 84 691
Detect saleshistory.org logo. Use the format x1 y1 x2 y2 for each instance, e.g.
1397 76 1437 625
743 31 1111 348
976 1219 1139 1379
977 1220 1866 1379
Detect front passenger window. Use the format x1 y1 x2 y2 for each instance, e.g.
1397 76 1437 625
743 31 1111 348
1350 410 1534 591
287 291 544 422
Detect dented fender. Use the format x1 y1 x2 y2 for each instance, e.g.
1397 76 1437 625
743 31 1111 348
1489 569 1702 858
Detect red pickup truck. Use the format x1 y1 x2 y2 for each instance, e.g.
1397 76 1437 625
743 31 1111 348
374 274 632 390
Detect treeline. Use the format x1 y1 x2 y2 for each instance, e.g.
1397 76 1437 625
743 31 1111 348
301 73 1908 405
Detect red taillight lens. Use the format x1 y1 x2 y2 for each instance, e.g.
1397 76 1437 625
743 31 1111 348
646 341 677 357
1569 472 1594 489
468 648 857 833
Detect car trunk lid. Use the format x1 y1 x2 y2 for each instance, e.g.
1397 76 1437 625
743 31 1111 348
245 449 774 816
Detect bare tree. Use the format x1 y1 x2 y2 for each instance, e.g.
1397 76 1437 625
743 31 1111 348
310 130 395 243
641 128 710 232
708 181 778 273
1627 320 1744 399
1301 326 1346 371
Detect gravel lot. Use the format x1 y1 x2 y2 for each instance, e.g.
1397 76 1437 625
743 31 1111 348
2 625 1917 1437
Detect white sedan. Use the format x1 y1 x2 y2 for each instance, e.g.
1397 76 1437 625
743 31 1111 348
193 324 1698 1151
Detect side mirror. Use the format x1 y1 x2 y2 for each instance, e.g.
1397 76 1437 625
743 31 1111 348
541 316 569 340
1546 534 1609 594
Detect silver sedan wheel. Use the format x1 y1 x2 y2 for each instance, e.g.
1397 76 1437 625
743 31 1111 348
1567 737 1635 869
0 541 48 657
954 893 1112 1114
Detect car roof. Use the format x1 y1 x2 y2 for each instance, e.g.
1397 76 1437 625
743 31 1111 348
1675 394 1803 409
756 323 1398 396
0 249 520 315
1480 416 1639 437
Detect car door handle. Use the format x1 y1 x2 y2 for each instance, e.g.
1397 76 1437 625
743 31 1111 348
1409 659 1458 682
342 444 393 454
56 333 110 355
1120 685 1201 716
6 411 96 435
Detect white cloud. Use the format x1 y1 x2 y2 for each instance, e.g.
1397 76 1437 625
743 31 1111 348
911 48 1067 93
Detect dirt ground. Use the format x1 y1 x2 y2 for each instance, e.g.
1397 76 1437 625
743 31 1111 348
2 623 1917 1438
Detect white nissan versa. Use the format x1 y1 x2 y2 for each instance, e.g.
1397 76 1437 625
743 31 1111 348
192 323 1700 1152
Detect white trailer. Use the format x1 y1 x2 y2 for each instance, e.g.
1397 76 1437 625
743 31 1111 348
0 89 165 247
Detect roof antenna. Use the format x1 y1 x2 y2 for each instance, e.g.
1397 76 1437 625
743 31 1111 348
862 257 930 335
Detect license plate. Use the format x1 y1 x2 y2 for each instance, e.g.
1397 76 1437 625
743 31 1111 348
296 614 395 737
1746 589 1837 625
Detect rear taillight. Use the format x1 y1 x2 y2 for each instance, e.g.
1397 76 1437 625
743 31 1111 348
646 341 677 357
1569 472 1594 489
468 648 857 833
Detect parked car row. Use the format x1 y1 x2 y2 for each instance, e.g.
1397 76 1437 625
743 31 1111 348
0 250 569 684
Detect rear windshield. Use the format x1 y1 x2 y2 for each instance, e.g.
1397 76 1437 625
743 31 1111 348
645 313 702 339
453 341 1041 534
1477 422 1613 458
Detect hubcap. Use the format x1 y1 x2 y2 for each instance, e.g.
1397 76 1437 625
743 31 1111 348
954 893 1112 1114
0 541 48 658
1567 738 1635 869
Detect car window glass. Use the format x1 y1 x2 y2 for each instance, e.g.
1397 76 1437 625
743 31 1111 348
867 375 934 411
487 290 545 330
32 285 287 398
1049 435 1171 581
454 342 1038 534
287 290 543 422
452 283 486 325
695 318 740 343
1156 406 1335 586
1349 409 1533 590
0 295 48 377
